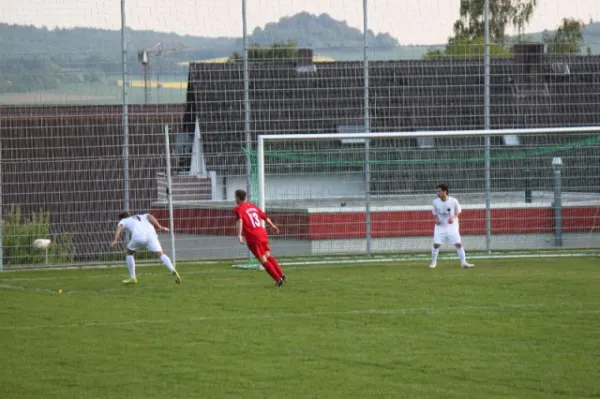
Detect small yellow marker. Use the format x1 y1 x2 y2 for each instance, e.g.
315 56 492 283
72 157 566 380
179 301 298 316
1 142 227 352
58 289 63 294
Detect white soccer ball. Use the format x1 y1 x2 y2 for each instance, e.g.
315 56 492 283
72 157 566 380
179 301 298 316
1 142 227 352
32 239 52 250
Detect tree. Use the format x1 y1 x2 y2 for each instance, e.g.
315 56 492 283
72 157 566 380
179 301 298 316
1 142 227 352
544 18 584 55
451 0 538 42
229 41 298 62
424 34 512 60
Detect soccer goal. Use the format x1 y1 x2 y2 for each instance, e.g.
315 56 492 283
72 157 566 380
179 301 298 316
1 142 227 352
252 126 600 264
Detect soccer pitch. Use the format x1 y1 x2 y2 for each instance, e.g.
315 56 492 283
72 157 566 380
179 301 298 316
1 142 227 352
1 258 599 398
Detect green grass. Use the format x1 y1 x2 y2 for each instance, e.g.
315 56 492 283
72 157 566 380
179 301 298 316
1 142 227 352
0 74 187 105
1 257 599 398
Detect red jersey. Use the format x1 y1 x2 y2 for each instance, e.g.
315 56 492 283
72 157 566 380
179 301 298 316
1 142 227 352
234 201 268 244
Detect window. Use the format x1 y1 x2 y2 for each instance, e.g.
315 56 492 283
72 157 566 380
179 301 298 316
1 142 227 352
502 135 520 146
417 136 434 148
551 63 570 75
337 124 368 144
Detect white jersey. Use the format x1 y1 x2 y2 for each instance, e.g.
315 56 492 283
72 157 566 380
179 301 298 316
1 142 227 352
432 196 461 228
118 214 157 239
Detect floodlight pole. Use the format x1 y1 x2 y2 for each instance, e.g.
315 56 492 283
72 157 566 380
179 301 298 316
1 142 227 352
483 0 492 253
242 0 252 201
121 0 130 214
242 0 259 268
363 0 372 256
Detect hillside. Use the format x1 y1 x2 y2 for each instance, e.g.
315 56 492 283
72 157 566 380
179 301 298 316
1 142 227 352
0 13 422 98
1 13 598 104
0 23 237 62
250 12 397 49
0 12 400 61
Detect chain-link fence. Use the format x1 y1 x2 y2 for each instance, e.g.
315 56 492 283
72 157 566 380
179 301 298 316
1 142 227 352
1 0 600 269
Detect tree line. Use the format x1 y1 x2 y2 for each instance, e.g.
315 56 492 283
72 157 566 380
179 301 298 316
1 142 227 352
425 0 586 59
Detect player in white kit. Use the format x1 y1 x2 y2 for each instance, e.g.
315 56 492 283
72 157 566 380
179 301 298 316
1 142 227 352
111 211 181 284
429 184 474 269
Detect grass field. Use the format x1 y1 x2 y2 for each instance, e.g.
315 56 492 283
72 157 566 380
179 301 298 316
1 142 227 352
0 74 187 105
1 257 599 398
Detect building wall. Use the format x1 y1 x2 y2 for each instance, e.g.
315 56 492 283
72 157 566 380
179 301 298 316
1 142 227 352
0 104 185 261
215 173 366 202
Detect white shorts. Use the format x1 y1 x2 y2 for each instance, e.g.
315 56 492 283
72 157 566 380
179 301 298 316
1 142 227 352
127 235 163 253
433 225 462 246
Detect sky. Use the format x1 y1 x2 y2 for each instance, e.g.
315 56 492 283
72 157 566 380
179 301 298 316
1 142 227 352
1 0 599 45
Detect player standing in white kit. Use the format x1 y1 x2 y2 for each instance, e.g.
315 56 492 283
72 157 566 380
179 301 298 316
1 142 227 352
111 211 181 284
429 184 474 269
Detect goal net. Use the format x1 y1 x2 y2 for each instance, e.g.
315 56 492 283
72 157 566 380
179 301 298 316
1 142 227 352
252 127 600 263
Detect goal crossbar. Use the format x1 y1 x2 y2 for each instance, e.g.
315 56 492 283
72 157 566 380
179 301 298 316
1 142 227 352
257 126 600 143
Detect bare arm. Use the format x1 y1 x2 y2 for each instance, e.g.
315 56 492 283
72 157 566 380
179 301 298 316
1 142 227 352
148 214 169 232
449 202 461 224
432 208 441 225
265 218 280 233
449 211 461 223
236 218 244 244
111 225 124 247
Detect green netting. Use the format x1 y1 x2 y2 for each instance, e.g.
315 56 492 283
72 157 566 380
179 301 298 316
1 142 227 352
244 134 600 167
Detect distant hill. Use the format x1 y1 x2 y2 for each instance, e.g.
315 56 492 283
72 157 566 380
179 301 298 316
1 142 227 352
0 12 428 97
0 23 238 61
1 12 598 100
0 12 400 61
0 13 414 97
1 13 598 62
250 12 398 49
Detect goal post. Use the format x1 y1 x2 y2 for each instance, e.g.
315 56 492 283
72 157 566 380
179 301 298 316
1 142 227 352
256 126 600 262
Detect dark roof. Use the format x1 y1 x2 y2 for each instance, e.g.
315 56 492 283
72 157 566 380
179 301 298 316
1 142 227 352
185 56 600 176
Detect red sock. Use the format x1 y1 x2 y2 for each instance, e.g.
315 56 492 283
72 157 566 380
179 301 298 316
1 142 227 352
261 261 281 282
268 256 284 276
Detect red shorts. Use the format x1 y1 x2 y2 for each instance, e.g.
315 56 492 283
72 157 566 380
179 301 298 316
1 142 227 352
247 240 270 260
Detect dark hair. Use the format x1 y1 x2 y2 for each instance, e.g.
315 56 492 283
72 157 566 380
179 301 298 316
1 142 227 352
436 184 449 194
235 189 247 201
118 211 130 220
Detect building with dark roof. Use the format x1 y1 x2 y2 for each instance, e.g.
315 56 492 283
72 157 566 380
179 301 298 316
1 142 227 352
183 47 600 198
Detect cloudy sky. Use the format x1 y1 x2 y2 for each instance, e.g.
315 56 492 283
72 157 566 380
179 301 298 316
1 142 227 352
1 0 599 44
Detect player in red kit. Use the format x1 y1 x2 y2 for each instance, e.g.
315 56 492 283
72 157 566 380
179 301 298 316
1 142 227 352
234 189 286 287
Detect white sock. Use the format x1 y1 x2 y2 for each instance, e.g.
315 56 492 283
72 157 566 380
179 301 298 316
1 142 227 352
160 254 175 272
457 247 466 263
126 255 136 278
431 247 440 263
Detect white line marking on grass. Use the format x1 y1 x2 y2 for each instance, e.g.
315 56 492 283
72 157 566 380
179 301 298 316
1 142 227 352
0 262 393 283
0 304 553 331
0 266 267 282
0 283 59 294
2 253 598 283
3 252 598 280
0 278 267 296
